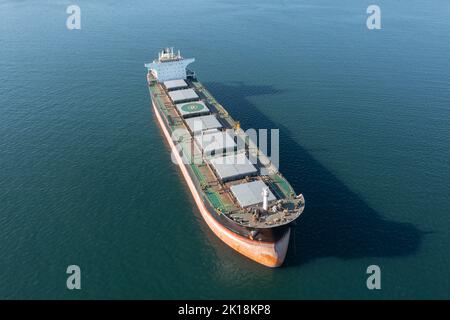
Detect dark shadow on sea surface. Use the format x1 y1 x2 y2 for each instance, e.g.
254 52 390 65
205 81 423 266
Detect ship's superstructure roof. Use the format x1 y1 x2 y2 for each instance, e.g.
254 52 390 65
168 88 199 103
185 115 222 135
230 180 276 208
164 79 188 91
176 101 210 118
145 48 195 82
210 153 258 182
195 131 236 156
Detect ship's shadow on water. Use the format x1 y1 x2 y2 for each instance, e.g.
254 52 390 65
205 81 423 267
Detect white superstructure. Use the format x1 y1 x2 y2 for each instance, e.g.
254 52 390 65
145 48 195 82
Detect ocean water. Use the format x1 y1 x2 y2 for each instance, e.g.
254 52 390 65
0 0 449 299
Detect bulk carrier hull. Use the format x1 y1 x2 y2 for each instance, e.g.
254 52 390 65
145 48 304 267
151 98 290 267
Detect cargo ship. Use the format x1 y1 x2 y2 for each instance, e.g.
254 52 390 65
145 48 305 267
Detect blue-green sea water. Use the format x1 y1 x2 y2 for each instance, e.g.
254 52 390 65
1 0 449 299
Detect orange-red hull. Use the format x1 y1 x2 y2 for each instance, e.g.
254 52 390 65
152 101 290 267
